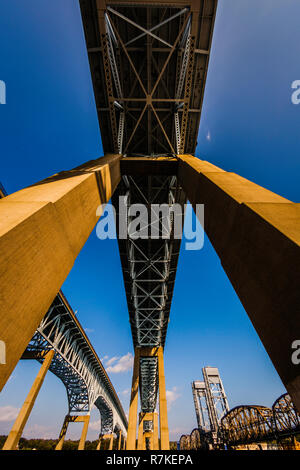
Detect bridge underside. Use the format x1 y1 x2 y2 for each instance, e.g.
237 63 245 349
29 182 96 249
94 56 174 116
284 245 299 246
80 0 217 155
113 165 186 412
80 0 217 421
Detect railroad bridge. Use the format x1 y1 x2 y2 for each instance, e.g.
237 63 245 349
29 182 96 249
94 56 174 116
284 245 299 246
0 0 300 451
180 393 300 450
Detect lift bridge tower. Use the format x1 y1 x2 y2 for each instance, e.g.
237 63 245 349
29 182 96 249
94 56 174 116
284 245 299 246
192 367 229 445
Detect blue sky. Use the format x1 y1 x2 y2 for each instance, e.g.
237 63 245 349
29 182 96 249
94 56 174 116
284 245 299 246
0 0 299 442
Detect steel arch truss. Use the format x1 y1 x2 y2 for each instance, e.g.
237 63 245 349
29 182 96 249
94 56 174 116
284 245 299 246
221 393 300 446
221 406 275 446
23 292 127 436
95 396 114 434
179 434 191 450
273 393 300 436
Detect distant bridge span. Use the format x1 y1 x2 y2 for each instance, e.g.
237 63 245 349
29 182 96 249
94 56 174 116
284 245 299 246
23 291 128 436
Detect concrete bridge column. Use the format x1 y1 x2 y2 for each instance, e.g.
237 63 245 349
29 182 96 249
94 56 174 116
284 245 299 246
153 412 159 450
144 432 153 450
55 415 69 450
137 413 145 450
118 430 122 450
157 347 169 450
130 348 169 450
126 348 140 450
177 154 300 412
78 415 90 451
2 349 54 450
96 435 103 450
108 432 114 450
55 414 90 451
0 154 121 391
98 434 113 450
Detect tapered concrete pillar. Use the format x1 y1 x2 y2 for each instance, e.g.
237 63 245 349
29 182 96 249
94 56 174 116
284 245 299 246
55 414 90 450
177 154 300 411
157 347 169 450
55 415 70 451
118 430 122 450
0 154 121 391
109 432 114 450
137 413 145 450
2 349 54 450
126 348 140 450
153 412 159 450
96 435 103 450
78 415 90 451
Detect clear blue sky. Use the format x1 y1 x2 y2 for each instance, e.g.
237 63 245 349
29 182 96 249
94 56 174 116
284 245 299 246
0 0 299 442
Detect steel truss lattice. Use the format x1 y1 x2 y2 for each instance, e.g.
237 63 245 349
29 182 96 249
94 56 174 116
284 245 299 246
113 162 186 411
80 0 217 155
23 292 127 435
221 393 300 447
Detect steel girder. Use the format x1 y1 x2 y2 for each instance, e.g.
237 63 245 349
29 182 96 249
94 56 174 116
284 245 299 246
113 165 186 412
273 393 300 435
221 405 274 446
23 292 127 435
79 0 218 155
221 393 300 446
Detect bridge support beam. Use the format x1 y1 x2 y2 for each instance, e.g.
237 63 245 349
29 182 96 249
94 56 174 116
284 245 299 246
96 431 113 450
55 414 90 451
177 154 300 412
96 435 103 450
2 349 54 450
157 347 169 450
137 413 145 450
118 430 122 450
127 348 140 450
0 154 121 391
108 433 114 450
127 347 169 450
153 412 159 450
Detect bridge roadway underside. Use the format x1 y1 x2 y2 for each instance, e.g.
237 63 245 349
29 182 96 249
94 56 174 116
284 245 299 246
113 156 186 413
0 0 299 452
79 0 218 426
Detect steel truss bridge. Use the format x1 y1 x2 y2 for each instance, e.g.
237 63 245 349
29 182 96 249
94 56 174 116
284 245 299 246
79 0 217 421
1 0 299 453
22 291 127 436
180 393 300 450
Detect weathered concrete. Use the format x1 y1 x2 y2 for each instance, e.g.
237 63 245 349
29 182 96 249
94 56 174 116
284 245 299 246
153 412 159 450
157 347 169 450
0 154 121 392
178 154 300 411
126 348 140 450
